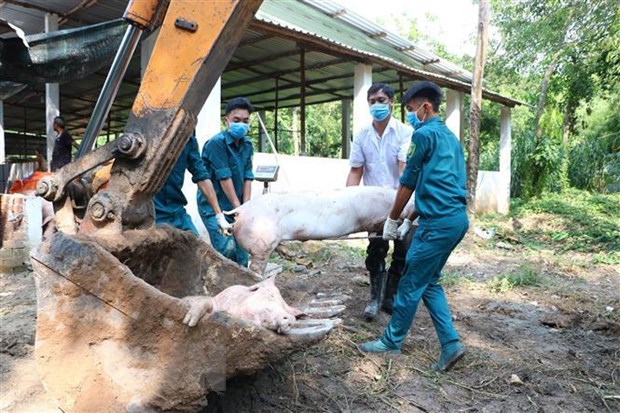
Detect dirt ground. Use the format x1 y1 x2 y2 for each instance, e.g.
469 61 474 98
1 231 619 412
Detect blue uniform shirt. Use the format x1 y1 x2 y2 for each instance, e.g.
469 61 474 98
400 116 467 227
198 131 254 217
154 135 210 217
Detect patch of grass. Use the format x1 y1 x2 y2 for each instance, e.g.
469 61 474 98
440 270 471 288
339 244 366 260
592 251 620 265
511 189 620 254
488 264 542 293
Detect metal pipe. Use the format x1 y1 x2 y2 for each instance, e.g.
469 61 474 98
76 24 141 158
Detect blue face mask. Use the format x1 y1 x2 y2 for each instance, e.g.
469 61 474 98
369 103 390 121
228 122 250 138
406 111 421 129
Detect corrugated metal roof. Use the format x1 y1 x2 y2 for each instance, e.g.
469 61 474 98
1 0 523 159
263 0 473 83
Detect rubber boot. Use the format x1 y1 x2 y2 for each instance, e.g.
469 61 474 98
363 271 387 320
381 271 401 315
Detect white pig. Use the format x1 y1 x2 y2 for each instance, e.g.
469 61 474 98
229 186 413 275
182 276 303 333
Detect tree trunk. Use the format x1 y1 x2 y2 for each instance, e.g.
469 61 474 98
562 107 571 148
527 50 562 197
534 50 562 139
466 0 490 220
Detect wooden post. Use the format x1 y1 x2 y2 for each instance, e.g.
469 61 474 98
341 98 351 159
465 0 489 219
300 45 306 155
274 77 279 151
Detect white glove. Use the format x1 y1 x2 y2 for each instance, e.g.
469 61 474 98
397 218 413 239
383 217 399 240
216 212 233 235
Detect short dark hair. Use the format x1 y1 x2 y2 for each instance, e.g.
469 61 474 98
402 81 443 112
225 97 254 115
367 83 395 100
53 116 66 128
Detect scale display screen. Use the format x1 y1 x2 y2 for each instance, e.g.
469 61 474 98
254 165 279 182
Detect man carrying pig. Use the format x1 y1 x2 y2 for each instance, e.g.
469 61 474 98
360 81 469 373
346 83 413 320
198 97 254 267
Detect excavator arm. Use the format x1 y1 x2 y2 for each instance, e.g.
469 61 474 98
37 0 261 235
29 1 345 411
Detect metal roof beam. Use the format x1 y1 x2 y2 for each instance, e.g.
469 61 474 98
260 95 342 112
239 34 273 46
223 57 348 89
248 85 350 106
226 48 301 71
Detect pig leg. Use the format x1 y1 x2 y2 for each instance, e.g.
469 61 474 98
249 251 270 275
247 239 280 275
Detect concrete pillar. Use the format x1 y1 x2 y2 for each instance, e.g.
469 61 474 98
499 106 512 214
353 63 372 136
184 78 221 238
195 78 221 147
0 100 4 164
341 98 351 159
45 13 59 170
446 89 464 144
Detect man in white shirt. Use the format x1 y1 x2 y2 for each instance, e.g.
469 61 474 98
346 83 414 320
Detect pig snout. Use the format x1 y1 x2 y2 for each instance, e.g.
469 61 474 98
258 310 295 334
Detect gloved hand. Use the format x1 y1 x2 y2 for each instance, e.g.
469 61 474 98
216 212 233 235
383 217 399 240
397 218 413 239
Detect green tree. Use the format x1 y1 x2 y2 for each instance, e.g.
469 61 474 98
491 0 619 197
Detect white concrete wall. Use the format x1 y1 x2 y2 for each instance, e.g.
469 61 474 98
0 195 42 271
182 78 222 238
184 153 351 232
474 170 502 214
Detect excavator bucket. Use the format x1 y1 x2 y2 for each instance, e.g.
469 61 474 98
31 227 343 412
30 1 344 410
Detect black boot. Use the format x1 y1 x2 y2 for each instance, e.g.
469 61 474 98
363 271 387 320
382 271 401 315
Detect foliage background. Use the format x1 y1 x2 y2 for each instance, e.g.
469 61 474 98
248 0 619 199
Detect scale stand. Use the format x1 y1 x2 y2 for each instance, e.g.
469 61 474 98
254 165 279 195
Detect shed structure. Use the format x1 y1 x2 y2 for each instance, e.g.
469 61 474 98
0 0 521 215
